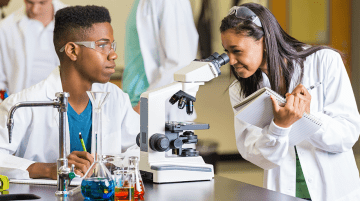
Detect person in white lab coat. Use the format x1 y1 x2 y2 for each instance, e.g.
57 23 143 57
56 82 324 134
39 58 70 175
0 5 139 180
122 0 199 122
221 3 360 201
0 0 10 19
0 0 66 95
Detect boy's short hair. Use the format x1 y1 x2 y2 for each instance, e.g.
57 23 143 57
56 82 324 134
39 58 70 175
53 5 111 55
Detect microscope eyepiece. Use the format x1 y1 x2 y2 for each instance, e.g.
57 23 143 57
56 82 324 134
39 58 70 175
217 53 230 66
204 52 220 61
199 52 230 77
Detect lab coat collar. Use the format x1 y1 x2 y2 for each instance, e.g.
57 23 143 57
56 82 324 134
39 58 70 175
44 66 71 156
45 66 63 100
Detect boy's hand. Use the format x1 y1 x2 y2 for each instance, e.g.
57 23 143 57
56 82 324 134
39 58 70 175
67 151 94 177
27 163 57 180
27 151 94 179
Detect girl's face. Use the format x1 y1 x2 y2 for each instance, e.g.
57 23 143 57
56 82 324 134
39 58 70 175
221 29 267 78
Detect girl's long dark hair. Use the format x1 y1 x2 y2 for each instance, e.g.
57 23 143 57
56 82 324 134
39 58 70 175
220 3 335 97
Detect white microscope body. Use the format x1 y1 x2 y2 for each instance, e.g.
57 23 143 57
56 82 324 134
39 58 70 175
138 53 229 183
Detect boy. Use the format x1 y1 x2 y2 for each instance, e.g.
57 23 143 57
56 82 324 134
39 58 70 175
0 5 139 179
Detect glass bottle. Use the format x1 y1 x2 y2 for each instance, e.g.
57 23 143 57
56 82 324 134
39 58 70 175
81 92 115 200
128 156 145 200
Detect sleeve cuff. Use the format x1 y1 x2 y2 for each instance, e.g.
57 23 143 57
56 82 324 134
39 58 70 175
268 119 292 137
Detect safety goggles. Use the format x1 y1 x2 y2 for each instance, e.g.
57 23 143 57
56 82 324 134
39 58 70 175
228 6 262 27
59 40 117 55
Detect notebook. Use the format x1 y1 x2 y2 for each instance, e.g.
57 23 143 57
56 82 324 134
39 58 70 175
234 87 322 146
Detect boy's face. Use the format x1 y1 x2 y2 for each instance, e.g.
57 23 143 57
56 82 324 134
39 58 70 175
76 22 118 84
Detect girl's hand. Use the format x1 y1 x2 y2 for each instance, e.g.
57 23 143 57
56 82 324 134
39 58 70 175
290 84 311 114
270 84 311 128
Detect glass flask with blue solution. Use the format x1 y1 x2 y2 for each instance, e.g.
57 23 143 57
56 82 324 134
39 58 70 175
81 91 114 200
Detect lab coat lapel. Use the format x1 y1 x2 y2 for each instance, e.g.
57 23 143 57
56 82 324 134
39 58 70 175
17 15 35 89
12 7 33 91
45 67 71 156
136 0 158 85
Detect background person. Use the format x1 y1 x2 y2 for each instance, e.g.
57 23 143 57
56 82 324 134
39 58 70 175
222 3 360 201
0 5 139 179
0 0 66 96
0 0 10 19
123 0 199 122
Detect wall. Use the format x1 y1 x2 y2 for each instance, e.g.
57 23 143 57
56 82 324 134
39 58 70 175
351 0 360 154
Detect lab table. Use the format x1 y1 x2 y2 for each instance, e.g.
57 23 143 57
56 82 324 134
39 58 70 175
3 176 306 201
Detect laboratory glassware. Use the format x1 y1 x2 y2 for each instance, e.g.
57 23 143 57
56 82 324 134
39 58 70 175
103 154 126 174
114 169 134 201
128 156 145 200
81 91 115 200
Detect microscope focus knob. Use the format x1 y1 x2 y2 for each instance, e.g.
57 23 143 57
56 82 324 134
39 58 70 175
149 134 170 152
171 138 184 149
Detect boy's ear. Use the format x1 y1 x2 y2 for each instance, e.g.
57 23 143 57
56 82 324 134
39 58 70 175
64 42 79 61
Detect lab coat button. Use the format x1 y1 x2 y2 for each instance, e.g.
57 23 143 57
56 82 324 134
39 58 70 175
307 178 313 183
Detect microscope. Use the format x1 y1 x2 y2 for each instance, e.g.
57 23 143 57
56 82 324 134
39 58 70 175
137 53 229 183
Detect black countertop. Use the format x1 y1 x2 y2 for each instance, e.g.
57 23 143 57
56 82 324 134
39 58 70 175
2 176 306 201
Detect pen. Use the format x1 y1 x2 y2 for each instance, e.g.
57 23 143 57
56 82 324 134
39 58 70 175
79 132 87 152
306 81 322 91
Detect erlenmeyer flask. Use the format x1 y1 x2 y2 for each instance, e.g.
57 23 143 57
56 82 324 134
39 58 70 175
81 91 115 200
128 156 145 200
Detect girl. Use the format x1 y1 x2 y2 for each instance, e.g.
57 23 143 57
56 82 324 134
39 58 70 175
222 3 360 201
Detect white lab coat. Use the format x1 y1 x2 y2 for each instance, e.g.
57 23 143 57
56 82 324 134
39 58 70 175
136 0 199 121
0 0 66 95
0 67 140 179
229 49 360 201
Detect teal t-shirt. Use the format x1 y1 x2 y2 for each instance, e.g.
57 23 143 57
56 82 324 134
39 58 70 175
123 0 149 107
68 101 92 153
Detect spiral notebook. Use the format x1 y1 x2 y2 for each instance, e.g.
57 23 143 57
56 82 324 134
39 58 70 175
234 87 322 146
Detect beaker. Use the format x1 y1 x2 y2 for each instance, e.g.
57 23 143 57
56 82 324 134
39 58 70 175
114 169 134 201
81 91 115 200
128 156 145 200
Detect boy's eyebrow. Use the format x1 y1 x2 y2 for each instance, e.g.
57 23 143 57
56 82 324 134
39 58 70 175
97 38 114 42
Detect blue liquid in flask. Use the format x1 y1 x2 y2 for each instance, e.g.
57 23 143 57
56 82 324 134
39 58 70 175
81 177 115 200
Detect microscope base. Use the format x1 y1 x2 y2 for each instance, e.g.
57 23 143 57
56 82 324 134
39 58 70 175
140 163 214 183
